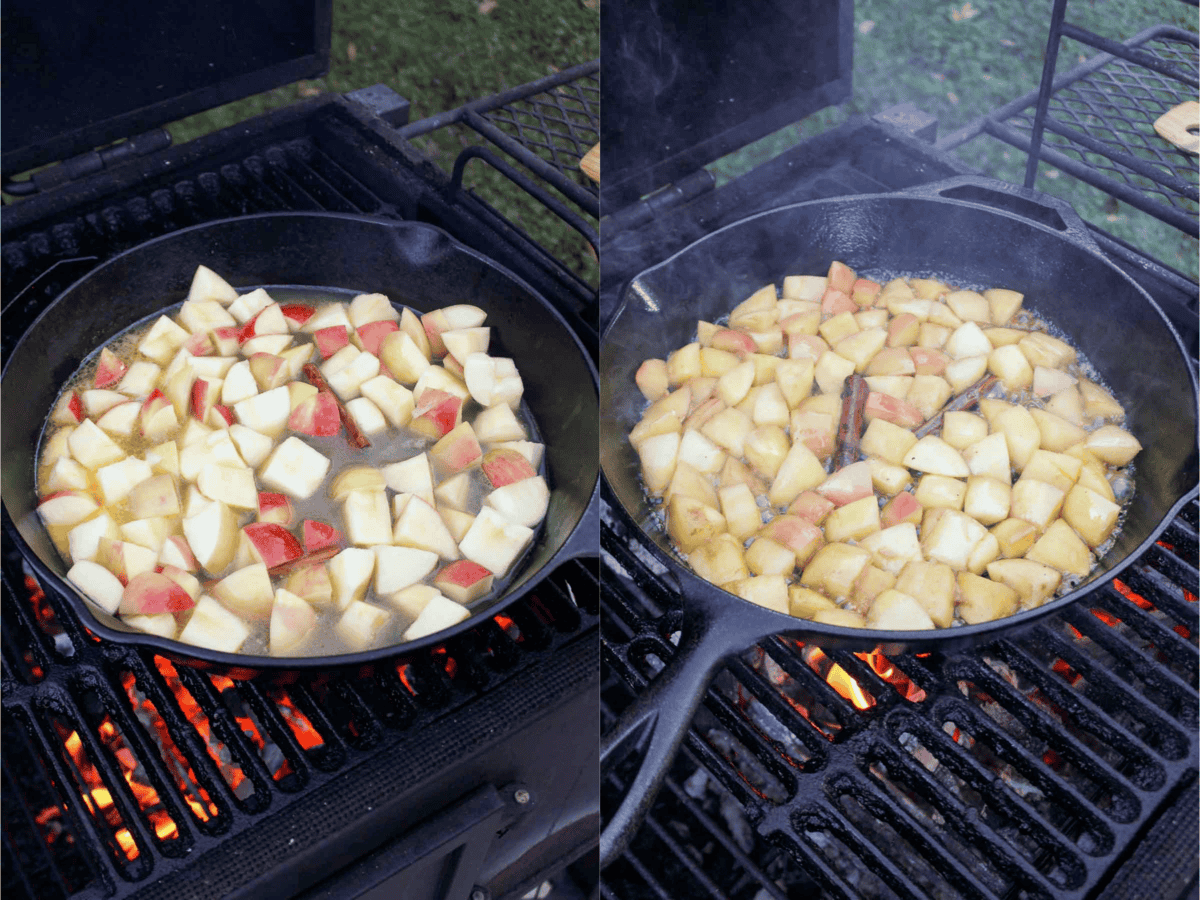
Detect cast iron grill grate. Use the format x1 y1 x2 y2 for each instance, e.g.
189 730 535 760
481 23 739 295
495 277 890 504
2 533 598 900
481 71 601 194
601 494 1198 900
1006 28 1199 216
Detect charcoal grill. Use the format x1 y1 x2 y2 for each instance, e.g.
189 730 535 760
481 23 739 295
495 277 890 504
1 4 601 897
598 2 1199 897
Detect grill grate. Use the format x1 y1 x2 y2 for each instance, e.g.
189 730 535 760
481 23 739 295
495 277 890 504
3 539 598 900
601 495 1198 900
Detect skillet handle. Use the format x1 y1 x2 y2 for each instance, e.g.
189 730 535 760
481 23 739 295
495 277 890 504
557 480 601 561
599 603 747 870
902 175 1102 254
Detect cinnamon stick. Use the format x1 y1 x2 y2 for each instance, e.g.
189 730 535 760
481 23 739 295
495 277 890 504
267 546 340 577
302 363 371 449
833 373 870 470
914 374 999 439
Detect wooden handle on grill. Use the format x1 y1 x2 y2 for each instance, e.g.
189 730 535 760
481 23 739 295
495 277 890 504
1153 101 1199 154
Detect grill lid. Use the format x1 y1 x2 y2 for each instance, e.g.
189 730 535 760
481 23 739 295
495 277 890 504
599 0 853 211
1 0 332 176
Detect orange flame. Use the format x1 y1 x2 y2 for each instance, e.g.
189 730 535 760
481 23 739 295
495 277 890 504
55 725 140 862
94 715 179 842
859 650 927 703
209 673 293 782
118 671 219 822
806 647 875 710
154 657 249 796
271 690 325 751
397 663 416 694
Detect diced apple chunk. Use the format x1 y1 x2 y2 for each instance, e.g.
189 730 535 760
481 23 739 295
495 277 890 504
334 601 391 650
458 507 534 577
212 564 275 621
403 593 471 641
178 596 251 653
67 560 126 614
373 545 439 594
865 589 936 630
394 495 461 559
484 476 550 529
260 437 331 499
329 547 375 610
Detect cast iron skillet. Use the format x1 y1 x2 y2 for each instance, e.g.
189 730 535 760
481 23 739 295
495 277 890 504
2 211 599 681
598 177 1199 865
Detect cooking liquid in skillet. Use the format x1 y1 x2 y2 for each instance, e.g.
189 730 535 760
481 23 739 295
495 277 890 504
634 268 1139 628
36 287 547 657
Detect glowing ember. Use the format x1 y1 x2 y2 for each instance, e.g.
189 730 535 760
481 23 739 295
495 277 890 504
119 670 220 822
154 657 253 800
94 715 180 842
1091 608 1123 628
859 650 927 703
432 645 458 678
209 673 293 782
270 689 325 751
1050 658 1082 687
52 722 140 863
1113 578 1154 611
397 663 416 694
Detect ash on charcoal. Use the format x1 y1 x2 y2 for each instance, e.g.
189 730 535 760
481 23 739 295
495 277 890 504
704 726 789 803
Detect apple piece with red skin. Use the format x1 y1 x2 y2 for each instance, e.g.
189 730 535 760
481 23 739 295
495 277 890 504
311 325 348 360
280 304 316 329
421 305 487 357
788 334 829 361
635 359 669 401
481 448 537 488
820 288 856 317
881 492 923 528
303 519 341 552
434 560 494 604
243 522 304 570
710 329 756 356
759 515 824 566
183 331 213 357
159 565 201 600
119 571 196 615
411 389 463 439
864 392 925 429
98 537 158 585
827 260 856 294
209 405 235 428
852 278 881 307
211 326 243 355
287 391 341 436
355 320 399 356
430 422 482 473
38 490 101 526
258 492 294 526
484 476 549 529
159 534 199 571
138 389 179 443
52 391 86 425
910 348 949 376
191 378 221 422
887 313 920 347
815 461 874 507
441 353 465 379
788 490 835 525
94 348 128 388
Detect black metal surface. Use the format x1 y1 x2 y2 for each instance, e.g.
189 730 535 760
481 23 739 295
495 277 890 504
1 0 333 177
598 113 1199 898
941 23 1200 237
599 0 853 211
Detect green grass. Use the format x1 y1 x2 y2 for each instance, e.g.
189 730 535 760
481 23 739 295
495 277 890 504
708 0 1197 276
166 0 600 285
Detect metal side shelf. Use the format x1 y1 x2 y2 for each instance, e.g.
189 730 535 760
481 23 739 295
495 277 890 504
940 22 1199 237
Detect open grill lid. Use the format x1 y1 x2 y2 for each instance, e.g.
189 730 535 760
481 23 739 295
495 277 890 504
1 0 332 176
599 0 853 211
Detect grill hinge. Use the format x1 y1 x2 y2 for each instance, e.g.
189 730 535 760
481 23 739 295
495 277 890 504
3 129 172 196
603 167 716 234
